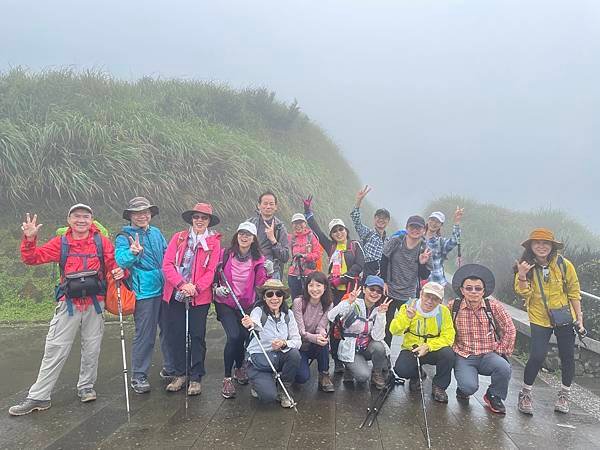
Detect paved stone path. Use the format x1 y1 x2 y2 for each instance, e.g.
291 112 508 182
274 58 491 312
1 320 599 449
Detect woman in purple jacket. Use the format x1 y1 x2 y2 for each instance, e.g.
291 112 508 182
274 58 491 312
214 221 268 399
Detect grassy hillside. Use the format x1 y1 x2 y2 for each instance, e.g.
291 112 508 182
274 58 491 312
0 68 369 322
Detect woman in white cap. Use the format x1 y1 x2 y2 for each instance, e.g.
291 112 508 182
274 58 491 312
162 203 221 396
424 207 464 287
287 212 322 299
213 221 268 399
303 195 365 373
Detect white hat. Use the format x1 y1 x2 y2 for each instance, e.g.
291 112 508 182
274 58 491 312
68 203 93 216
421 282 445 301
237 221 257 236
328 218 346 233
291 213 306 223
428 211 446 224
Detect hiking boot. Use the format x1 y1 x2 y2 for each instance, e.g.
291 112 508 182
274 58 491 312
278 384 295 409
131 375 151 394
159 368 175 384
188 381 202 396
222 377 236 399
166 376 187 392
8 398 51 416
483 390 506 414
518 389 533 415
432 385 448 403
342 369 354 383
318 372 335 393
456 387 470 401
334 360 345 374
409 377 421 393
371 370 387 390
233 366 249 385
554 389 570 414
78 388 97 403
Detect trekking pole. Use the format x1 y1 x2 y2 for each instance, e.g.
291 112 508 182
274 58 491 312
218 268 298 413
413 345 431 449
184 296 190 417
116 280 131 422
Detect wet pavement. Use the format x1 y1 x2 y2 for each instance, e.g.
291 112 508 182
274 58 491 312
1 320 600 449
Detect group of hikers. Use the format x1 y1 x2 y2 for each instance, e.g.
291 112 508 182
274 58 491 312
9 187 586 423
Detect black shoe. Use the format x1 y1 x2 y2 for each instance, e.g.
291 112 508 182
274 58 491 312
334 360 345 374
456 388 470 401
484 390 506 415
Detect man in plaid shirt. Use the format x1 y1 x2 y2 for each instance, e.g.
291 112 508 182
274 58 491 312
351 185 390 279
449 264 516 415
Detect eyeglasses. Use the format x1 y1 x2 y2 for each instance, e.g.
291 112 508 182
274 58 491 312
265 290 285 298
331 226 345 234
192 214 210 221
367 286 383 295
462 286 484 293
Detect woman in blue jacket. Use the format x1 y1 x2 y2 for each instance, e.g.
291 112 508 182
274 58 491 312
115 197 168 394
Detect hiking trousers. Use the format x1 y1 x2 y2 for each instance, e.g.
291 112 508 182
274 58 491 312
394 347 455 390
454 352 512 399
524 323 575 387
248 349 301 403
131 296 162 380
345 341 388 382
158 299 174 374
28 301 104 401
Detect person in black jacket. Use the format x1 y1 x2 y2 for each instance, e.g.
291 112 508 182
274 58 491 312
303 195 365 374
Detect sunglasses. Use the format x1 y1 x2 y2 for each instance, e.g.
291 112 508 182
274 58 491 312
192 214 210 220
265 290 285 298
462 286 484 293
331 226 346 234
366 286 383 295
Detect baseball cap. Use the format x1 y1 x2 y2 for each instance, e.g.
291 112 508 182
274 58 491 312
68 203 93 216
406 215 425 228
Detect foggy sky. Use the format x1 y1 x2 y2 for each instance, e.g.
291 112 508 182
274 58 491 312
1 0 598 231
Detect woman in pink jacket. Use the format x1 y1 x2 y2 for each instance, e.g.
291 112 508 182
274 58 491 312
214 221 267 399
288 213 322 299
162 203 221 396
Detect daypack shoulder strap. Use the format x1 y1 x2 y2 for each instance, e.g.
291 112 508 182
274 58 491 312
556 255 569 294
59 235 69 277
93 233 105 278
451 298 462 333
260 308 290 327
483 297 500 341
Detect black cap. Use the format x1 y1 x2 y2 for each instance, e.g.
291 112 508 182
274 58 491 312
405 215 425 228
374 208 390 219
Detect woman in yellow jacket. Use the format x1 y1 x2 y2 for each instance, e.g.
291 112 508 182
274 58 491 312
514 228 585 416
390 281 455 403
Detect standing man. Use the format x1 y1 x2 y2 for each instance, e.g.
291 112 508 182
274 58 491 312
350 185 390 279
248 191 290 280
10 205 124 416
380 215 432 346
449 264 516 415
115 197 168 394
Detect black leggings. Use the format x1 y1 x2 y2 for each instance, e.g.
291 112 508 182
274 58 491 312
215 302 249 377
524 323 575 387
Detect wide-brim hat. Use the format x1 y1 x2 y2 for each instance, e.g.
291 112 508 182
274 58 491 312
256 278 290 299
521 228 564 250
122 197 159 220
452 264 495 298
181 203 220 227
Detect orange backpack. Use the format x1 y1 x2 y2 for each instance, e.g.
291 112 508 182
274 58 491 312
105 273 136 316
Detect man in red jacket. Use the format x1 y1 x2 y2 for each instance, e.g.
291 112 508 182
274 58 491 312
9 204 124 416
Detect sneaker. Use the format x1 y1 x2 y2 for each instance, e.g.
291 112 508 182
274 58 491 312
278 384 295 409
370 370 387 390
159 368 175 384
78 388 97 403
131 376 151 394
483 390 506 414
188 381 202 396
432 385 448 403
554 389 570 414
166 376 187 392
8 398 51 416
334 360 345 374
518 389 533 415
318 372 335 393
233 366 249 385
222 377 237 399
456 388 470 401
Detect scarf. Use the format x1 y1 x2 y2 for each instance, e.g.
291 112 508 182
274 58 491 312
415 299 441 319
175 228 210 302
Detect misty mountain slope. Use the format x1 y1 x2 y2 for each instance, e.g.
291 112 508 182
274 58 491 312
0 68 365 231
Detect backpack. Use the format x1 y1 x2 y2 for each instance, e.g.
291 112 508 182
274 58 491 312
104 232 137 316
555 255 569 295
451 297 501 341
55 233 106 316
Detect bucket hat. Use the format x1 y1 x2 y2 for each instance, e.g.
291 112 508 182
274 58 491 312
256 279 290 299
521 228 564 250
122 197 159 220
452 264 495 298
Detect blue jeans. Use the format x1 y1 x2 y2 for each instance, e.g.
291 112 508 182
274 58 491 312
454 352 511 399
295 343 330 384
248 349 301 403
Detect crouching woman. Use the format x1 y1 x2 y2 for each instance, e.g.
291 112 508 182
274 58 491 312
244 279 301 408
327 275 392 389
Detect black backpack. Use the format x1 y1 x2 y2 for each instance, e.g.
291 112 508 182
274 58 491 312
451 297 501 341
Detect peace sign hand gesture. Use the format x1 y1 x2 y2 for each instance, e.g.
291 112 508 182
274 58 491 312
22 213 43 240
355 185 372 207
454 206 465 224
264 221 277 244
345 285 362 305
419 247 432 264
129 233 144 255
378 297 393 314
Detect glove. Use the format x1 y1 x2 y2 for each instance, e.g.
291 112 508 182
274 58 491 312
264 259 275 275
303 194 313 214
215 286 230 297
